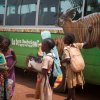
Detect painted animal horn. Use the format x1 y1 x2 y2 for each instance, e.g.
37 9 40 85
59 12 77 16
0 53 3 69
62 7 78 19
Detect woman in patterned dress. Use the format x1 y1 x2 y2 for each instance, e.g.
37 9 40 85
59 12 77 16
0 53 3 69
0 35 8 100
2 37 16 99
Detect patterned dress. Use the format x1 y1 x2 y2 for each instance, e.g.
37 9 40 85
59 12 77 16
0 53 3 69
0 52 8 99
0 73 8 99
5 48 16 97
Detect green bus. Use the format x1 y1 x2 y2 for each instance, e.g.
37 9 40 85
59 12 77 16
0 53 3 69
0 0 100 92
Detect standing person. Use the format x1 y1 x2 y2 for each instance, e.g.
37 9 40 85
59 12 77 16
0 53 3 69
2 37 16 99
0 35 8 100
61 26 93 100
40 31 62 77
27 38 55 100
40 38 55 100
34 31 62 99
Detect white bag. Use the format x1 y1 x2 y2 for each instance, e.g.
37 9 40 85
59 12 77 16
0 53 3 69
28 60 42 72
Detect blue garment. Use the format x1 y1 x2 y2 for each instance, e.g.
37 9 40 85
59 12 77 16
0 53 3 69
41 31 62 77
51 46 62 77
0 53 6 65
43 46 62 77
0 78 8 98
41 31 51 39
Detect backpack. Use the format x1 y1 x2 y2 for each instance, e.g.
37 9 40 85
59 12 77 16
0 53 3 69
53 58 62 77
66 46 85 72
47 53 62 77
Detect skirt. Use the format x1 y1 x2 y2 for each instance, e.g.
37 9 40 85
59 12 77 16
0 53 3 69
66 66 85 89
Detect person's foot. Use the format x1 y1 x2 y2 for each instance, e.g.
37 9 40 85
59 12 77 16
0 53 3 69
64 98 67 100
64 97 68 100
64 98 72 100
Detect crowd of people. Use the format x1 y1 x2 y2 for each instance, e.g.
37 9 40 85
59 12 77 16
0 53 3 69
0 25 93 100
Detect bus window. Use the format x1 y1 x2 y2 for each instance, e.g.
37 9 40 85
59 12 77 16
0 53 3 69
60 0 72 12
85 0 100 15
5 0 37 25
5 0 21 25
20 0 37 25
38 0 59 25
0 0 5 25
60 0 83 20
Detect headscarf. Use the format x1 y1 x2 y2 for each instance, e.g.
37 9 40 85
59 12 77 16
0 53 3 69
41 31 51 40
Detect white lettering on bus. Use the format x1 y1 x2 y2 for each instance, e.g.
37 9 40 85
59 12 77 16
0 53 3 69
11 38 40 48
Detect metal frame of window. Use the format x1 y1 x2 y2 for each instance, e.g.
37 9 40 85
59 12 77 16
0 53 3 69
3 0 7 25
2 0 39 26
2 0 85 26
81 0 85 18
35 0 40 26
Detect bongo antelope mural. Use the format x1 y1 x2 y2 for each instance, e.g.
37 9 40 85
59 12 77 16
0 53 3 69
51 9 100 92
57 8 100 49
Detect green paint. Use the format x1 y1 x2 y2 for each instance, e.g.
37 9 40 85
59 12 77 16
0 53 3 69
0 32 63 69
82 48 100 85
0 31 100 85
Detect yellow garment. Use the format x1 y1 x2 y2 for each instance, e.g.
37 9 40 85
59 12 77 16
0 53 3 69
63 43 85 89
66 66 85 89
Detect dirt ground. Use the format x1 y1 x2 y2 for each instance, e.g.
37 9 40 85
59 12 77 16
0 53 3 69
12 69 65 100
12 68 100 100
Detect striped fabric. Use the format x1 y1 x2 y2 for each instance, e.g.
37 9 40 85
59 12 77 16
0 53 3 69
61 13 100 48
54 37 64 58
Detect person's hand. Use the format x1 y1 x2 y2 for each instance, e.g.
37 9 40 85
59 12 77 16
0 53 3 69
7 67 12 73
3 71 8 78
27 66 33 70
88 25 93 34
26 55 33 66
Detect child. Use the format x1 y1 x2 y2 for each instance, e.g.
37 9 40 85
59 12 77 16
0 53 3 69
40 31 62 77
27 38 56 100
2 37 16 99
61 26 92 100
0 35 8 100
35 31 62 99
40 38 55 100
